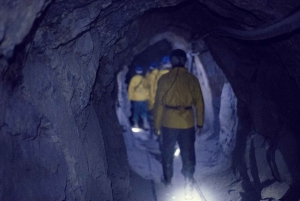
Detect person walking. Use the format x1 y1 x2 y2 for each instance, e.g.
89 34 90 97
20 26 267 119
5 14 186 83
145 62 159 111
156 55 171 82
128 66 150 129
153 49 204 198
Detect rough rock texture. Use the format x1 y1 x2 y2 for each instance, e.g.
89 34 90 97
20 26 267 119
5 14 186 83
218 82 238 157
245 133 273 184
197 0 299 28
261 181 289 200
197 46 227 137
0 0 193 200
206 34 300 199
0 0 52 58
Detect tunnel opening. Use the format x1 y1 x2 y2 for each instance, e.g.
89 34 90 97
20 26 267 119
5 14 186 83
117 26 241 200
126 39 172 84
1 0 300 200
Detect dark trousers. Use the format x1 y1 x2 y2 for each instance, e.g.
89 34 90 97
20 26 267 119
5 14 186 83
161 126 196 183
148 110 155 137
132 101 148 124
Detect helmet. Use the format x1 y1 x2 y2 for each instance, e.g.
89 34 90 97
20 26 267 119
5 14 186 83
170 49 187 60
135 66 143 73
161 56 170 64
149 62 158 70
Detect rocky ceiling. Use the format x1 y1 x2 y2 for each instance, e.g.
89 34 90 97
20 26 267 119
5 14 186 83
1 0 300 200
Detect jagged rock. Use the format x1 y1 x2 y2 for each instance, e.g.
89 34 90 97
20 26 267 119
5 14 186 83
261 181 289 200
219 82 238 157
0 0 52 57
276 128 297 185
245 132 273 183
117 65 131 118
274 150 292 184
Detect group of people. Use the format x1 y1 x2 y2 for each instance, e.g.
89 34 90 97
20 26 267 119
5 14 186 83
128 49 205 199
128 55 171 131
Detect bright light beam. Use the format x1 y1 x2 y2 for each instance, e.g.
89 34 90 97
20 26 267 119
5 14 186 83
174 148 180 157
131 127 144 133
170 186 204 201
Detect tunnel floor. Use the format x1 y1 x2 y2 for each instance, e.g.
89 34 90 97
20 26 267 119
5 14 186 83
117 107 243 201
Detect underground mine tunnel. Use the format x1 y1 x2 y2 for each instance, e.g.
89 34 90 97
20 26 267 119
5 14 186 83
1 0 300 200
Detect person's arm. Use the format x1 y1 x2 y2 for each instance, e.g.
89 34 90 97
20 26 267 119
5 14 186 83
153 78 165 134
145 73 151 89
193 77 204 127
128 76 137 100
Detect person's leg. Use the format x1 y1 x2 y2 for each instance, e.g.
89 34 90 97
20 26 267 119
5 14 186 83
177 127 196 179
161 127 178 183
140 101 150 129
148 109 155 137
132 101 139 127
178 127 196 199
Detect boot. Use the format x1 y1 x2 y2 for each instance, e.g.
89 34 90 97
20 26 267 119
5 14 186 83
142 117 150 130
133 120 139 128
184 177 194 200
161 176 171 187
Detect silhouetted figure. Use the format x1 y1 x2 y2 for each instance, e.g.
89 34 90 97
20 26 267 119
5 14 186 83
128 66 150 129
154 49 204 198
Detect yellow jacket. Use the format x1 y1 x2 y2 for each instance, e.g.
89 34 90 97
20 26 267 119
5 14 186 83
146 69 159 110
154 67 204 130
151 69 169 105
157 69 169 82
128 74 149 101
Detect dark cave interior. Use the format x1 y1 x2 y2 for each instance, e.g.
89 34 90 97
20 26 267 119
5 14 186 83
1 0 300 200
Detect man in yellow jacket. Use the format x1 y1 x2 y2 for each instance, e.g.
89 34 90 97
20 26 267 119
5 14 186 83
157 55 171 83
149 56 170 110
146 59 171 111
154 49 204 190
145 62 159 111
128 66 150 129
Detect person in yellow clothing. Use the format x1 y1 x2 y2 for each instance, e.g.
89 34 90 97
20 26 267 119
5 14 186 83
147 58 171 111
150 56 170 110
128 66 150 129
156 55 171 83
145 62 159 111
145 62 159 137
154 49 204 192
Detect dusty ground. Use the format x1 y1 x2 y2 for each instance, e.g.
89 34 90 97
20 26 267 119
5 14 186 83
117 107 243 201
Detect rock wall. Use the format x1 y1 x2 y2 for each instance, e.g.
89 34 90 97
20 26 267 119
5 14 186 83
0 0 52 58
205 35 300 200
0 44 113 200
0 0 192 200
